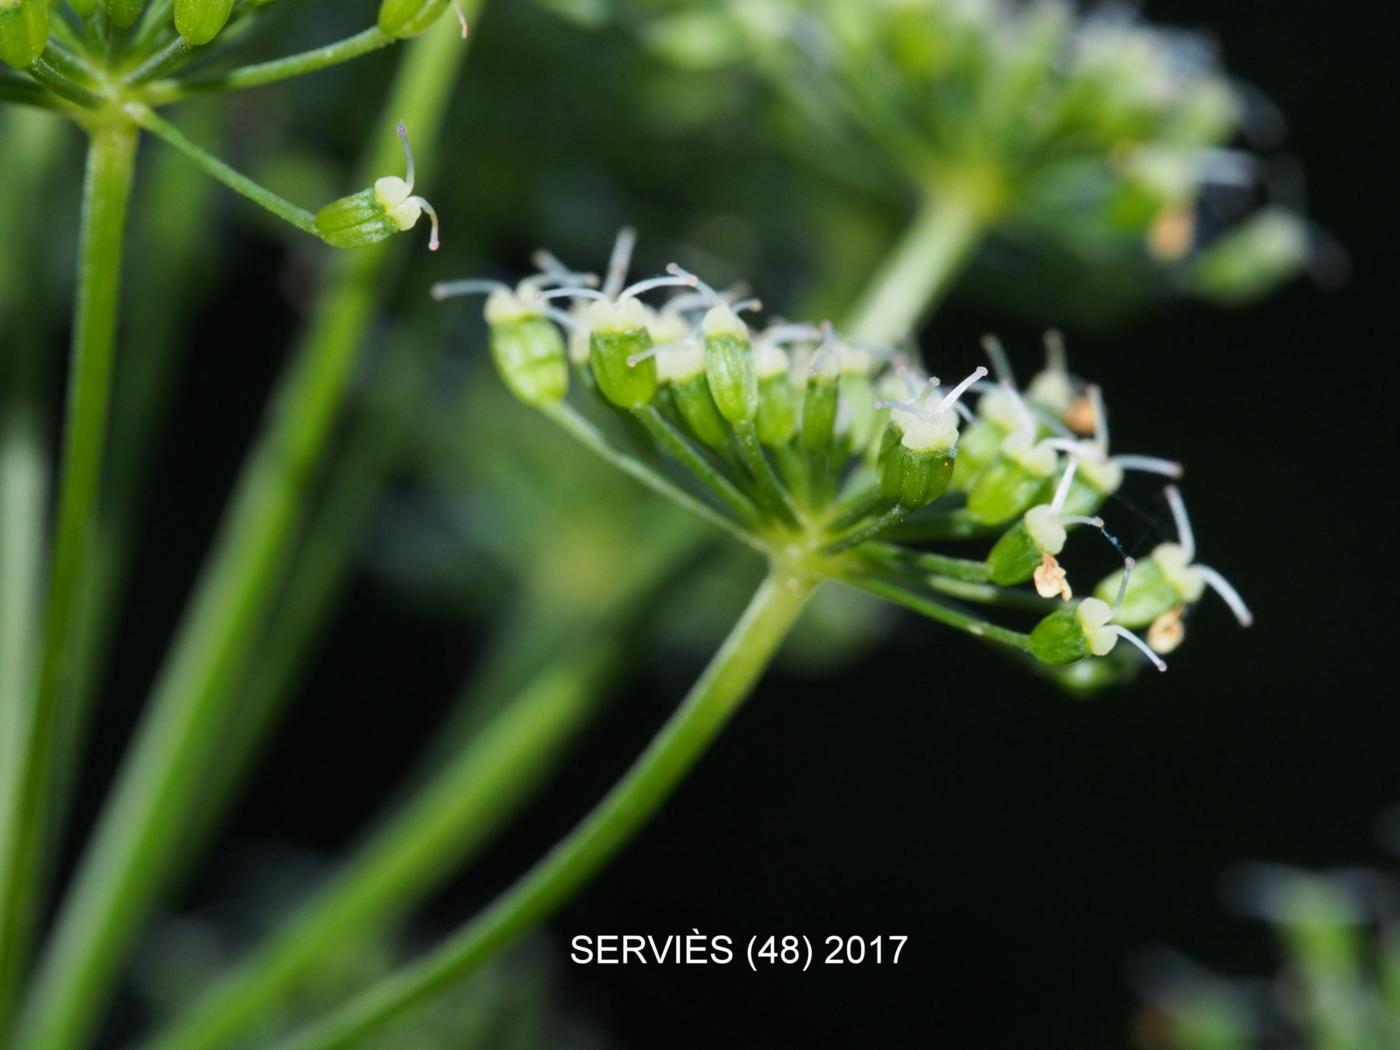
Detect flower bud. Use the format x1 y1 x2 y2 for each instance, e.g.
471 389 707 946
0 0 48 70
378 0 453 40
104 0 146 30
173 0 234 45
702 305 757 424
481 289 568 407
315 123 440 251
754 348 798 447
967 431 1057 524
1030 597 1117 666
587 298 657 409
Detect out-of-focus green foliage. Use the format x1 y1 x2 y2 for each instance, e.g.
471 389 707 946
1135 859 1400 1050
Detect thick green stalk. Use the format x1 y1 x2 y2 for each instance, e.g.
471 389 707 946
267 570 817 1050
140 637 619 1050
843 191 986 346
0 121 138 1040
15 20 474 1050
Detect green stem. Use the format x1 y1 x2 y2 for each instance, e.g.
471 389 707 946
844 575 1032 652
0 78 64 109
127 105 318 233
823 503 911 555
143 27 394 104
15 21 472 1050
858 542 991 583
843 191 985 346
543 403 760 549
139 639 620 1050
732 420 799 528
126 37 190 85
0 122 138 1041
632 405 763 525
26 58 101 108
266 570 817 1050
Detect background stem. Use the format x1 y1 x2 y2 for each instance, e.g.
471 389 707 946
269 570 817 1050
15 19 474 1050
0 121 138 1042
843 192 985 346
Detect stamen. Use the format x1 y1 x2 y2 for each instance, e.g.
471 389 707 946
1000 379 1037 438
1164 484 1196 561
1114 454 1184 478
527 250 598 289
1060 515 1104 529
980 335 1014 385
1044 437 1104 459
536 286 608 302
430 278 510 300
914 377 943 408
409 197 440 251
663 263 722 305
1113 556 1135 619
1050 455 1079 514
1089 383 1108 450
627 342 681 367
1193 565 1254 627
1112 625 1168 672
539 306 583 331
396 121 416 193
934 367 988 415
1044 329 1067 374
729 298 763 317
620 272 699 302
603 227 638 299
761 323 821 346
808 321 839 376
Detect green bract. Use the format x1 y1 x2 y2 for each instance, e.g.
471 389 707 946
173 0 235 46
0 0 47 70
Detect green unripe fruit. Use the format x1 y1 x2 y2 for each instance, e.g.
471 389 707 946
1030 598 1116 666
1094 543 1203 629
879 442 955 508
0 0 48 70
315 125 439 251
967 432 1057 525
104 0 145 29
586 299 658 410
174 0 234 44
876 407 960 509
315 189 403 249
67 0 97 18
379 0 451 39
671 374 729 448
702 306 757 424
482 291 567 407
987 506 1068 586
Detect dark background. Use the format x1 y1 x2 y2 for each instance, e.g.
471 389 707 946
55 0 1397 1046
